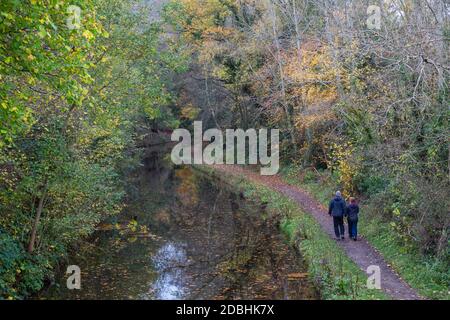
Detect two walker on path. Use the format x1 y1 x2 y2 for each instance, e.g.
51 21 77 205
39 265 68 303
328 191 359 241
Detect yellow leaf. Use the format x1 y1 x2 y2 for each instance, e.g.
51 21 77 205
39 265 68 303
82 30 95 41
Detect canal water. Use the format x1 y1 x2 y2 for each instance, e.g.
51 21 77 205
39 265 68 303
38 145 318 300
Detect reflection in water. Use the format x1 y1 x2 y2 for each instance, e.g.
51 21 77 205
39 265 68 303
38 144 318 300
175 167 199 207
151 243 188 300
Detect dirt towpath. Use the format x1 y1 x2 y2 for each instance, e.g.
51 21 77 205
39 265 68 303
212 165 422 300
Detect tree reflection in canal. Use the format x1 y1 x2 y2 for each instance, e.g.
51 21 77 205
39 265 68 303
38 145 318 300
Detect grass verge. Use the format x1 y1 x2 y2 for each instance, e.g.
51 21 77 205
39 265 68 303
280 165 449 300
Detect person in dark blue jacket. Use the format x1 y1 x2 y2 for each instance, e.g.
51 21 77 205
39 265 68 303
328 191 346 240
346 197 360 241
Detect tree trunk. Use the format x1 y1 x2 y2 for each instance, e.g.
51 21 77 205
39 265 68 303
292 0 302 62
268 0 298 153
303 127 314 167
28 187 47 254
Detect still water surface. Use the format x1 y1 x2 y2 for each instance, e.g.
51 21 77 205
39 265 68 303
39 146 317 300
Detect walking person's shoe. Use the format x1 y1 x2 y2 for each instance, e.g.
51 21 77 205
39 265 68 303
341 236 345 240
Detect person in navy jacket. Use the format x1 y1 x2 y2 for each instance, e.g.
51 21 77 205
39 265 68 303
328 191 346 240
346 197 360 241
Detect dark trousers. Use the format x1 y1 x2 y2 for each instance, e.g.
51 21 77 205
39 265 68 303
333 216 345 238
348 220 358 239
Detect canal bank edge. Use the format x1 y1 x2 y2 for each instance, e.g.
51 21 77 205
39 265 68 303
194 165 389 300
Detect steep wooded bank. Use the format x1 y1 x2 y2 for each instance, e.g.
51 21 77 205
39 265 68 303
0 0 187 298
